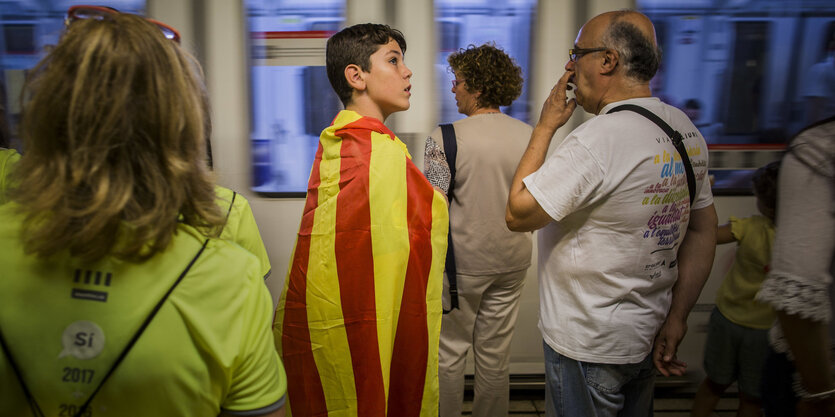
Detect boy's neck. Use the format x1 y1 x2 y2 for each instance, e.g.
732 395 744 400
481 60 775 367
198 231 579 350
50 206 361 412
346 97 386 122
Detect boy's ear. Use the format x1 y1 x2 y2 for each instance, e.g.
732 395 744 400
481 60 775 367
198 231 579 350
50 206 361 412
345 64 366 91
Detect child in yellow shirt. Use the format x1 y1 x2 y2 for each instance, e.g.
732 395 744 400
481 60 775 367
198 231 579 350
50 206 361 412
691 160 780 417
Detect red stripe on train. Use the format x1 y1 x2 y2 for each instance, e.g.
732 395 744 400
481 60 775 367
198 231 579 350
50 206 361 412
251 31 335 39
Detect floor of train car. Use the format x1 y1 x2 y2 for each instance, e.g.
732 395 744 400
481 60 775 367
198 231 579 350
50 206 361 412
463 378 740 416
468 390 739 416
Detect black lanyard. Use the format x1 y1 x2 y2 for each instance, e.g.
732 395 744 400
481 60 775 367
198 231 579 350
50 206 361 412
608 104 696 206
220 191 237 234
0 238 209 417
439 123 459 314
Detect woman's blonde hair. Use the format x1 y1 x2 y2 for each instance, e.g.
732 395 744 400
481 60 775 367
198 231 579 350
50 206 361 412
10 13 223 262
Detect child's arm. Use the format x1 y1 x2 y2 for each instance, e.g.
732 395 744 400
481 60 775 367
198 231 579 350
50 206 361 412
716 223 736 244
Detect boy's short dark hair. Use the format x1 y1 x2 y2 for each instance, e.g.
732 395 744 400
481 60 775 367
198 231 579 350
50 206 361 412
752 160 781 214
326 23 407 106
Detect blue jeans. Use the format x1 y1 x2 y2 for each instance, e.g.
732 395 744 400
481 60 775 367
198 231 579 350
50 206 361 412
543 341 655 417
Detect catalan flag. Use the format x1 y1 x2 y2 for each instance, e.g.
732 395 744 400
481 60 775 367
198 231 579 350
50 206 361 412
274 110 449 417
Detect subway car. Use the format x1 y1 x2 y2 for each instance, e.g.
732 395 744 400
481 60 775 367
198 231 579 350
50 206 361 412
1 0 832 396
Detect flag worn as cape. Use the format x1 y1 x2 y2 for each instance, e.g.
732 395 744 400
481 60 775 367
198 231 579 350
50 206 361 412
274 110 449 417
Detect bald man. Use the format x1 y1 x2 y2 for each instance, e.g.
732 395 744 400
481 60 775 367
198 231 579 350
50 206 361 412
506 10 717 416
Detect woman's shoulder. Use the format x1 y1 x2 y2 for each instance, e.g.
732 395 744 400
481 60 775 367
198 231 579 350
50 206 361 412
0 148 20 174
164 225 264 306
0 147 20 161
789 118 835 176
180 223 259 264
454 113 532 133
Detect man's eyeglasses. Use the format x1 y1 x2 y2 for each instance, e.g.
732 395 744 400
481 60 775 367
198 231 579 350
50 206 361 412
66 5 181 43
451 79 465 88
568 47 607 62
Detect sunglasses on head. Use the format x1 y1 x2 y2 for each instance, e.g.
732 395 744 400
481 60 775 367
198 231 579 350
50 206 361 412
66 5 181 43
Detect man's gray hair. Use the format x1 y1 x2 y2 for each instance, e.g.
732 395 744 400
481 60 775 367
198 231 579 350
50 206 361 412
601 18 662 82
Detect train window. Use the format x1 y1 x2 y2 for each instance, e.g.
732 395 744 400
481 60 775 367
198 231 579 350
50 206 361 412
3 24 36 54
0 1 146 149
638 0 835 193
434 0 536 124
246 0 344 197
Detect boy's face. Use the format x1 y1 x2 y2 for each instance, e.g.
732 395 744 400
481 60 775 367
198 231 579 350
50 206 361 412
362 38 412 119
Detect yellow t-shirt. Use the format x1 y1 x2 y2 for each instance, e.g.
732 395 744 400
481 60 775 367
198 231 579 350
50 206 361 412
0 204 286 416
0 148 20 205
215 185 271 279
716 215 776 329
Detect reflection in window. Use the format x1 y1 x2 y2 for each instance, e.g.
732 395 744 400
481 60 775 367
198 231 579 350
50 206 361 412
435 0 536 124
0 1 145 149
246 0 344 196
638 0 835 192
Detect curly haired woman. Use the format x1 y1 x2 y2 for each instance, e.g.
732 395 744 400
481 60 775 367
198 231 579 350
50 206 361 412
424 43 533 417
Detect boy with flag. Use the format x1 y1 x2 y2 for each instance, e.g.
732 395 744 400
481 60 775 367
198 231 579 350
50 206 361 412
274 23 449 417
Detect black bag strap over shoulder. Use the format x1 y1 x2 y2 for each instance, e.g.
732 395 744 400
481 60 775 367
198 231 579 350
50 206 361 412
608 104 696 206
217 190 237 236
225 191 237 223
440 124 458 200
0 238 210 417
439 123 459 314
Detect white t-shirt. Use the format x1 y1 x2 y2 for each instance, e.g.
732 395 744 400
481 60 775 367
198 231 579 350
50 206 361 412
524 97 713 364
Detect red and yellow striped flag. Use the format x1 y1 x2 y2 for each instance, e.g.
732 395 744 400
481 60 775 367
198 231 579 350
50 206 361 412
274 110 449 417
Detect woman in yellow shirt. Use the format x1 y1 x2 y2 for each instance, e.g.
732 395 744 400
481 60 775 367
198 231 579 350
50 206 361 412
0 7 285 417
